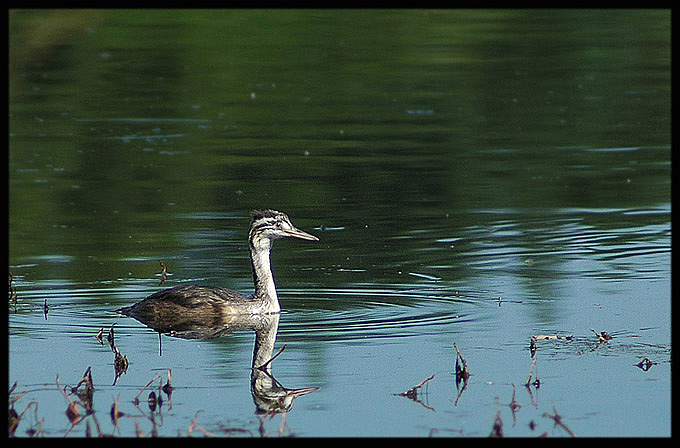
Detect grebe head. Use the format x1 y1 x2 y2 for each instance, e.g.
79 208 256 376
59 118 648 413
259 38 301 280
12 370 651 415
249 209 319 246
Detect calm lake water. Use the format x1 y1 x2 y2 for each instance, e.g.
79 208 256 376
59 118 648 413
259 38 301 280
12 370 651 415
8 9 670 437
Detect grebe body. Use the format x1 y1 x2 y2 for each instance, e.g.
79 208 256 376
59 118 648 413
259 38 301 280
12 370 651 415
117 209 318 319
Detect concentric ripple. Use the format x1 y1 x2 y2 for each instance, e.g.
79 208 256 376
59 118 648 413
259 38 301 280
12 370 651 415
277 286 488 342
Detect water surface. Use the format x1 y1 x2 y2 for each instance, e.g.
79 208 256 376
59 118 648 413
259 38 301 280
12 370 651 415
9 9 670 437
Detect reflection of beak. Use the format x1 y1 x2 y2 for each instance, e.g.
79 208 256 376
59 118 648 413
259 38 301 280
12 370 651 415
285 386 321 398
286 228 319 241
284 227 319 241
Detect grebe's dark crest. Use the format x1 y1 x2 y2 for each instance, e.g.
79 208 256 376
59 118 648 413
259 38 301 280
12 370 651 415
116 209 318 319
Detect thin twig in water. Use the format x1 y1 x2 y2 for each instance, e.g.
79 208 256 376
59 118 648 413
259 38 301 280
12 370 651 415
525 357 537 387
591 329 613 343
394 374 435 411
110 394 125 427
162 369 174 409
256 344 287 372
9 400 41 437
454 342 470 384
489 409 503 437
56 374 82 431
187 410 215 437
133 374 162 405
158 260 168 286
509 384 521 412
406 374 435 392
107 323 116 349
252 345 289 392
543 405 575 437
529 336 537 357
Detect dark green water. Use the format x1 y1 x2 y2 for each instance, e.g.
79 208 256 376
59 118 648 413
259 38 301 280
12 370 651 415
9 9 670 437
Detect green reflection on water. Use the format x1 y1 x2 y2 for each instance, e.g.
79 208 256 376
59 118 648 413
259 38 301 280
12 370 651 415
9 9 670 285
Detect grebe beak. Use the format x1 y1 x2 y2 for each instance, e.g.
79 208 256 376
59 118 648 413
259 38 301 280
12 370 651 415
283 227 319 241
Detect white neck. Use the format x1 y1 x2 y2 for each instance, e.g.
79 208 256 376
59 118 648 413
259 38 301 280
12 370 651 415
250 237 280 313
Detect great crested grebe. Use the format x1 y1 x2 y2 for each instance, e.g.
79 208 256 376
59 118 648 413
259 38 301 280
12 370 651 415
116 209 318 319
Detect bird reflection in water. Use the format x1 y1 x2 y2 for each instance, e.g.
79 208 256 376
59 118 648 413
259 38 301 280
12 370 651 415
119 310 318 415
116 210 319 414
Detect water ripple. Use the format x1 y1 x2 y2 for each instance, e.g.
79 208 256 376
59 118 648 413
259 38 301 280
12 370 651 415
278 286 487 342
10 282 492 345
